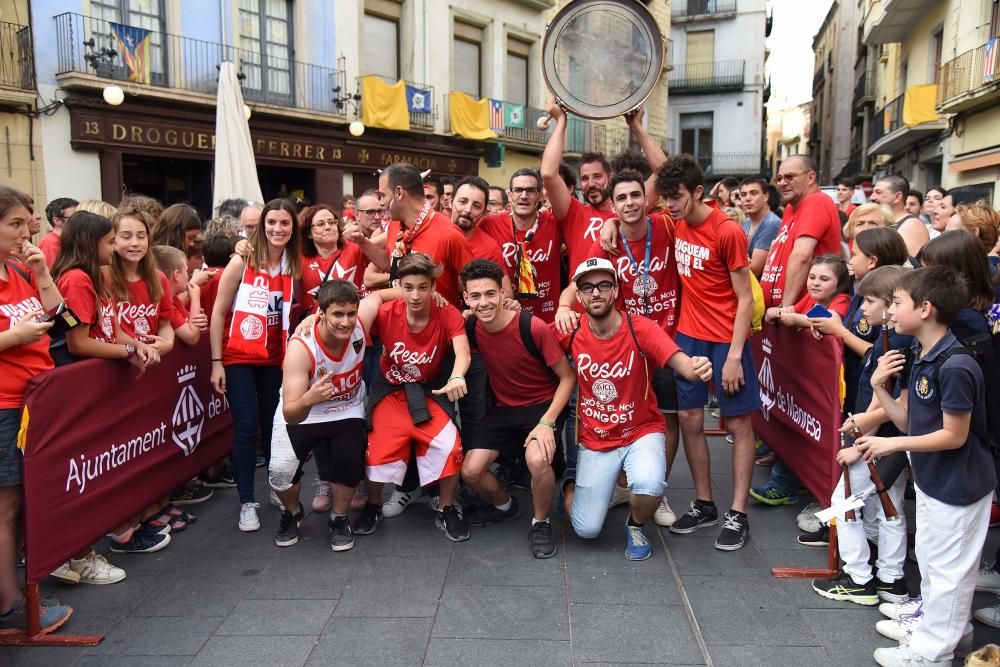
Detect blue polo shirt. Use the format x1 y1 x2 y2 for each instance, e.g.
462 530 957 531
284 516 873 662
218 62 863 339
843 293 881 415
856 328 911 436
907 331 995 506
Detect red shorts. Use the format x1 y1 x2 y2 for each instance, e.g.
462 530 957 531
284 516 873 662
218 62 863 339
366 392 463 486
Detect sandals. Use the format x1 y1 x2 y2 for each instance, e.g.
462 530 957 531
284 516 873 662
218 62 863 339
754 452 776 466
163 504 197 525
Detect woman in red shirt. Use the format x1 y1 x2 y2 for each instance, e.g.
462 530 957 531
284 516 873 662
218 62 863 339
0 186 73 634
299 204 365 315
109 208 175 356
210 199 302 533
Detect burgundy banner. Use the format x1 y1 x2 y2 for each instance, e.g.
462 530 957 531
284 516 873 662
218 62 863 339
750 323 843 504
21 340 232 584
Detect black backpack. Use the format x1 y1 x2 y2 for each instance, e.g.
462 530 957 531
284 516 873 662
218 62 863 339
931 330 1000 453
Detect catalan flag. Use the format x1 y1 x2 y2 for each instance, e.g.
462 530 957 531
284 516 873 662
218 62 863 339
985 38 997 84
110 22 152 85
489 99 505 135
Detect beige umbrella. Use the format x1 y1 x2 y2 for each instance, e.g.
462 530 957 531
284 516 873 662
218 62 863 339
212 61 263 212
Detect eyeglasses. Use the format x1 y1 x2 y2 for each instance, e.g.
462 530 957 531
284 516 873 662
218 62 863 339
775 172 805 183
578 280 615 294
511 187 540 197
357 208 383 217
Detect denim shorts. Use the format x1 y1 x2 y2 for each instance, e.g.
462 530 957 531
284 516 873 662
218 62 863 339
0 409 23 487
674 333 762 417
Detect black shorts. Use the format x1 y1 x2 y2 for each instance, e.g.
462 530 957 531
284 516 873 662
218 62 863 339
471 403 566 478
652 367 678 413
286 418 367 487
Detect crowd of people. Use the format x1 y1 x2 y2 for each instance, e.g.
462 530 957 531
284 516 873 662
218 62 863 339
2 97 1000 666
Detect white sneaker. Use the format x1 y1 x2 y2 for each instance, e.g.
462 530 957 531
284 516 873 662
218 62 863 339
70 551 126 585
609 484 630 509
653 497 677 526
975 597 1000 628
382 488 421 518
239 502 261 532
796 502 822 533
269 489 285 510
879 597 922 620
49 561 80 584
876 610 923 641
977 562 1000 593
873 645 950 667
312 480 332 513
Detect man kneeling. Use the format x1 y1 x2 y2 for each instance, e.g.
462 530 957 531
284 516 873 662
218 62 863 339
460 259 576 558
558 258 713 560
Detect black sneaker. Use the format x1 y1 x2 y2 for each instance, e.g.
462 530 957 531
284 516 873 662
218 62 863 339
274 506 304 547
876 577 909 604
715 510 749 551
436 505 470 542
812 573 879 605
529 521 557 559
198 470 237 488
797 526 830 547
470 496 521 527
109 530 170 554
169 484 214 506
329 516 355 552
668 500 718 534
352 503 382 536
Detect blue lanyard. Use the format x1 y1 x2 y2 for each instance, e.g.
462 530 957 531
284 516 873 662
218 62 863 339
619 218 653 315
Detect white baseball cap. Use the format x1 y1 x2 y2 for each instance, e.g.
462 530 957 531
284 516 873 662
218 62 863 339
572 257 617 284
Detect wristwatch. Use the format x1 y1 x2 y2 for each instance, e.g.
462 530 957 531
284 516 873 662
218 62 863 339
124 344 136 358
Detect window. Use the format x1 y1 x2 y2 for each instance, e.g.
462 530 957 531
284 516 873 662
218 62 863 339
238 0 293 105
90 0 166 84
685 30 714 81
680 112 713 170
453 21 483 98
506 37 531 105
930 27 943 84
992 1 1000 39
363 14 399 79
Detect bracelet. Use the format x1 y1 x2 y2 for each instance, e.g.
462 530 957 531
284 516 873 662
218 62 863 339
37 281 54 290
557 304 571 310
211 358 223 362
538 418 557 429
448 376 465 382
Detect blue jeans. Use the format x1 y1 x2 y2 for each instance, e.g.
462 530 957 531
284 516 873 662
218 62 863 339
225 364 282 503
571 432 666 539
767 458 799 494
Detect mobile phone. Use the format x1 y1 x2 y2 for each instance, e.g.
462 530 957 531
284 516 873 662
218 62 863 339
807 304 833 318
36 302 67 323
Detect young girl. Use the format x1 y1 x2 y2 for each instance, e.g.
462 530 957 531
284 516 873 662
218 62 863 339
109 208 175 356
764 255 851 329
210 199 301 533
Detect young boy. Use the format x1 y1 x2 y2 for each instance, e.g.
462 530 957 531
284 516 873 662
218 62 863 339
853 266 995 667
812 266 910 606
460 259 576 558
151 245 208 346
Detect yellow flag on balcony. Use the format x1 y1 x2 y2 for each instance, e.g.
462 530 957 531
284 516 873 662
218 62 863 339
360 76 410 131
902 85 940 128
449 93 497 141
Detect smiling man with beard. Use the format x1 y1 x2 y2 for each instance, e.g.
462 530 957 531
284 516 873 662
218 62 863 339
451 177 513 301
557 257 712 561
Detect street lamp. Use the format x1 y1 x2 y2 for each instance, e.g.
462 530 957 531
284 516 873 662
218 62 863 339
102 84 125 106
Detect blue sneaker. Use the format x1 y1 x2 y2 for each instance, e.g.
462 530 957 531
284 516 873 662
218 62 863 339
0 597 73 634
625 520 652 561
748 481 798 506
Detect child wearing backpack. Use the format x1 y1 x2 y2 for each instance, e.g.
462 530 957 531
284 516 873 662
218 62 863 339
811 266 910 607
852 266 995 667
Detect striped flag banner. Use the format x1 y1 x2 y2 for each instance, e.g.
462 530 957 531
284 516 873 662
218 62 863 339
984 38 997 84
110 22 152 84
489 99 505 135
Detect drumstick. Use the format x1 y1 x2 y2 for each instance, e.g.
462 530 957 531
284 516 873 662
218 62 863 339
848 409 900 522
537 115 552 131
842 462 856 523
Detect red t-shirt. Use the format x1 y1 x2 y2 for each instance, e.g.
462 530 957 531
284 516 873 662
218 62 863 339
116 272 173 341
792 292 851 318
38 232 60 267
674 204 750 343
474 314 565 407
384 212 473 309
170 294 189 329
201 271 222 324
559 198 618 274
0 261 53 407
591 213 680 335
300 245 367 313
466 228 505 269
555 313 678 451
479 211 562 323
761 191 842 308
372 298 465 385
56 268 116 343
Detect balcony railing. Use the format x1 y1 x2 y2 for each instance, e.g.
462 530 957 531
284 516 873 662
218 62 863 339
0 20 35 91
360 74 436 131
853 71 874 106
696 152 762 177
566 119 630 156
54 13 346 116
669 60 745 94
672 0 738 20
869 92 903 147
937 39 1000 108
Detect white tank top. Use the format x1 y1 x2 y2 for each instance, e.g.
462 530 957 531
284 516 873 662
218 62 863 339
277 318 367 425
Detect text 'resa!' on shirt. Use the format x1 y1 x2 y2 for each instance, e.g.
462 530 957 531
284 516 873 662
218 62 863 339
372 298 465 386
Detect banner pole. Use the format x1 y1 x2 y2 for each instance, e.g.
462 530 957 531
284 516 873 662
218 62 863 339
771 519 840 579
0 581 103 646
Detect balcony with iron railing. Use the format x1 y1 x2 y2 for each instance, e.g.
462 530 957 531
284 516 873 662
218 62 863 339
0 20 35 98
696 152 762 177
669 60 745 94
53 13 346 119
936 38 1000 114
672 0 738 22
868 86 946 158
868 92 903 148
358 75 436 132
853 71 874 107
